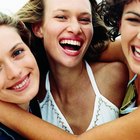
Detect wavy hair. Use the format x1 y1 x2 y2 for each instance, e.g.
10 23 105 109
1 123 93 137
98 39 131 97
97 0 132 41
15 0 109 63
0 12 31 48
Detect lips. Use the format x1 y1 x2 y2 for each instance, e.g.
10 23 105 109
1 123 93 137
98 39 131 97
134 47 140 57
132 45 140 57
131 45 140 61
8 74 30 92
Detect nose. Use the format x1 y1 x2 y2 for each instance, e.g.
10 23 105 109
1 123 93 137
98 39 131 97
5 61 22 80
67 18 82 35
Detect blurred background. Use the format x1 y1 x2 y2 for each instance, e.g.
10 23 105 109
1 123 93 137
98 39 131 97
0 0 28 15
0 0 102 15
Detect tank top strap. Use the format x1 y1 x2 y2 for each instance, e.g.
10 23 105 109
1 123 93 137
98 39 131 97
85 61 100 96
128 74 137 85
45 71 51 91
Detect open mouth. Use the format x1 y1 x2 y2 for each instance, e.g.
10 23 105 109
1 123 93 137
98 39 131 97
60 40 81 51
132 45 140 58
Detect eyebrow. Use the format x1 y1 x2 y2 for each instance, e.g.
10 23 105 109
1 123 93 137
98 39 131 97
126 11 140 18
9 42 23 52
53 9 91 15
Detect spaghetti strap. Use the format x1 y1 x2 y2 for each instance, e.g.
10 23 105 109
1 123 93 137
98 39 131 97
85 61 100 96
128 74 137 85
45 72 50 91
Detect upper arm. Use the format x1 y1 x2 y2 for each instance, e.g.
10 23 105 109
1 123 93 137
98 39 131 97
100 36 126 63
109 62 129 107
79 107 140 140
102 62 129 108
91 61 129 108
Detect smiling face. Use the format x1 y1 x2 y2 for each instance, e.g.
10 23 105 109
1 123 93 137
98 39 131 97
120 0 140 74
33 0 93 68
0 25 39 107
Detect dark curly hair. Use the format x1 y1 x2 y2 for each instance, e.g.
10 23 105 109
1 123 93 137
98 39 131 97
97 0 133 41
84 0 109 61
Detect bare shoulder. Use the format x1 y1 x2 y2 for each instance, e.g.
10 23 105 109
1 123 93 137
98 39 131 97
100 36 127 63
91 61 129 85
90 62 129 108
101 61 128 82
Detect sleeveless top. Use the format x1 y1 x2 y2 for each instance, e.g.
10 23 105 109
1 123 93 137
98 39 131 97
40 61 119 134
119 74 137 116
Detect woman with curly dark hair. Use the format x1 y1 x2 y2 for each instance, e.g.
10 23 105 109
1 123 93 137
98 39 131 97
98 0 140 116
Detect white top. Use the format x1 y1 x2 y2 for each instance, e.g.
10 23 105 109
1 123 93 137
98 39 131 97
40 61 119 134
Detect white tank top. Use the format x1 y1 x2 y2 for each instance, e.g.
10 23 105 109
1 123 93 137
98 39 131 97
40 61 119 134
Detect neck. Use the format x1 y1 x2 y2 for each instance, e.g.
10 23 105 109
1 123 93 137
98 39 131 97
49 61 87 101
18 103 29 111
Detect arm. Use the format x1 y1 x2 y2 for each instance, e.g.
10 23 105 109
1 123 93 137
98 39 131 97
101 37 134 78
79 108 140 140
0 101 76 140
100 36 127 63
0 100 140 140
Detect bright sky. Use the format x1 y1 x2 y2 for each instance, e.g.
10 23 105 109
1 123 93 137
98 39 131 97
0 0 28 15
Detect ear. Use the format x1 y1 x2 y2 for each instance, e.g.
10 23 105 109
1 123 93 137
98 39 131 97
32 22 43 38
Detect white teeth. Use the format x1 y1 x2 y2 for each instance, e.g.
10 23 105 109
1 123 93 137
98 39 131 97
13 78 28 90
60 40 81 46
135 51 140 58
135 47 140 53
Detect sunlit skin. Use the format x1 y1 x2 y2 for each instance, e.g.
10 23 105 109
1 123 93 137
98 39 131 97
120 0 140 75
31 0 128 135
0 25 39 110
119 0 140 106
32 0 94 133
33 0 93 69
0 0 133 139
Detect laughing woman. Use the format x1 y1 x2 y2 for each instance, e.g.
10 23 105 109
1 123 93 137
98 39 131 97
14 0 128 134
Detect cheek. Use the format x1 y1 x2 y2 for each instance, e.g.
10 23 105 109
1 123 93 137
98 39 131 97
0 81 9 101
26 59 40 82
43 21 60 36
90 28 94 40
121 45 128 59
0 78 4 91
84 26 93 42
42 24 63 51
42 25 57 44
121 33 129 54
24 55 38 71
120 22 137 41
29 59 39 73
